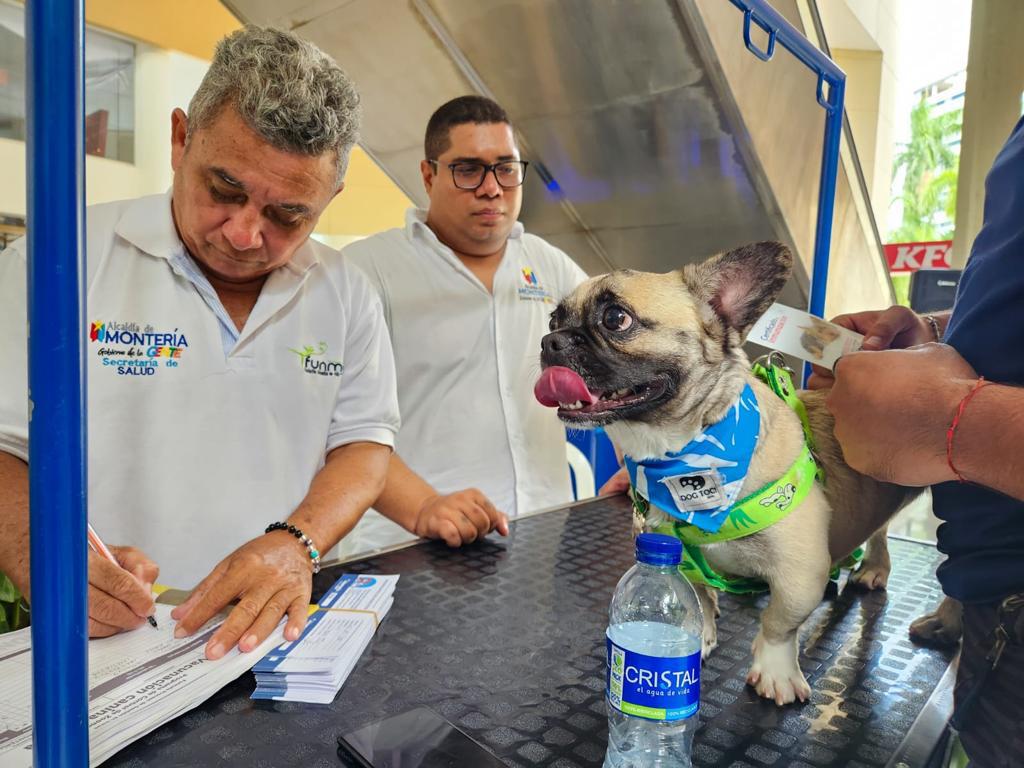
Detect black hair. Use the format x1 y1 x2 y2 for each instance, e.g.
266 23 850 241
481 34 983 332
424 95 511 160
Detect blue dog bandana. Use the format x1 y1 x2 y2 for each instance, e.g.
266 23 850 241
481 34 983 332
625 384 761 533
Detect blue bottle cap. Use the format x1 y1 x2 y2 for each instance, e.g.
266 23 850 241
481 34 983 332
635 533 682 566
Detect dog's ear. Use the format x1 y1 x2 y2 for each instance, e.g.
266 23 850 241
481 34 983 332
681 241 792 338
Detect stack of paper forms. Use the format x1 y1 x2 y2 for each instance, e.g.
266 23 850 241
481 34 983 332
252 573 397 704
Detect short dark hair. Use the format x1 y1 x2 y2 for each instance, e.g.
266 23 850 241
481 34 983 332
424 95 511 160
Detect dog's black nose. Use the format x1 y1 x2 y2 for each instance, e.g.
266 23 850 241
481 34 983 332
541 330 579 356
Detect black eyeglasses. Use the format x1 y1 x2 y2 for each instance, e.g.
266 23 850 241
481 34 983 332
428 159 529 190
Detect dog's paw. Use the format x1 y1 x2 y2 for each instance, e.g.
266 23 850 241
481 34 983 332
701 623 718 659
747 633 810 705
849 563 890 590
909 597 963 646
747 664 811 705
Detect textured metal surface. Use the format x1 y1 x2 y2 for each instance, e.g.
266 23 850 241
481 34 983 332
105 496 954 767
887 660 957 768
223 0 894 315
689 0 894 315
224 0 772 278
219 0 746 278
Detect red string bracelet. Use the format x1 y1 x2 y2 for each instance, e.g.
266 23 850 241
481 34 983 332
946 376 992 483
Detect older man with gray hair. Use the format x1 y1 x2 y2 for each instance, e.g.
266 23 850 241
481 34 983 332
0 27 396 658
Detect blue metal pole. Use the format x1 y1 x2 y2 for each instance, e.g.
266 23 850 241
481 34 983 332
808 79 845 323
728 0 843 80
727 0 846 383
26 0 90 764
802 76 845 384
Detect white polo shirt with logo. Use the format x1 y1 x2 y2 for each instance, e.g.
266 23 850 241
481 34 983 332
0 193 399 587
342 208 588 551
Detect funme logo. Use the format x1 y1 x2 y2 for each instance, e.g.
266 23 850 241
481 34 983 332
289 342 344 377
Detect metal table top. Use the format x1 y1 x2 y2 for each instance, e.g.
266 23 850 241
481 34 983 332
105 496 955 767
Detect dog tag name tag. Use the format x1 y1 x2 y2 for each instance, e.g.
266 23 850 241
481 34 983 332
661 471 725 513
747 302 863 369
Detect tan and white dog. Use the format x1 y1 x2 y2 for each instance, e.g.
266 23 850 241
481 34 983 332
535 242 921 705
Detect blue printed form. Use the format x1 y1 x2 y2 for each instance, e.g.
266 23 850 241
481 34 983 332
252 574 399 704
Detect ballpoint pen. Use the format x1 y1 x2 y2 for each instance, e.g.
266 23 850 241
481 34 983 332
87 522 158 629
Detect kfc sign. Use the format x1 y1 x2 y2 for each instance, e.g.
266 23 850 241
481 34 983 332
884 241 953 273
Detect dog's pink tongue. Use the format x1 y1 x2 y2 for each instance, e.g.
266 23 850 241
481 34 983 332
534 367 598 408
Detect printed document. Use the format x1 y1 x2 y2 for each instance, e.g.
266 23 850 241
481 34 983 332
0 604 283 766
747 302 863 369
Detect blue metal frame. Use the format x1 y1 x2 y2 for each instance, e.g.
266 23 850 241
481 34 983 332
26 0 90 764
728 0 846 383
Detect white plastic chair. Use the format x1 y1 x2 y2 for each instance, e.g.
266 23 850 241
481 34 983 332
566 442 596 500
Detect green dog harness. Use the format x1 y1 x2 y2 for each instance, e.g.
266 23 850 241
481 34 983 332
631 355 860 594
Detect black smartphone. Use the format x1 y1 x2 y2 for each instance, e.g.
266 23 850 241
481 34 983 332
336 707 505 768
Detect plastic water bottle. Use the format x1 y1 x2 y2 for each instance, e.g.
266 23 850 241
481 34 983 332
605 533 703 768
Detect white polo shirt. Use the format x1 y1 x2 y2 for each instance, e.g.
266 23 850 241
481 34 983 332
0 193 399 587
342 208 587 551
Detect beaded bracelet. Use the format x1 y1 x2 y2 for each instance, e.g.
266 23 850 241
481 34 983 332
265 522 321 574
924 314 942 343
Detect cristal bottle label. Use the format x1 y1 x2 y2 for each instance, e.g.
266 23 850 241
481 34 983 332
606 634 700 721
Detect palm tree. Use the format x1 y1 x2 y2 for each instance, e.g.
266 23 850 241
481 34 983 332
889 96 962 241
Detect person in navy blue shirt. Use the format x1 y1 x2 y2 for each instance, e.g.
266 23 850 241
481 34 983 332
812 116 1024 765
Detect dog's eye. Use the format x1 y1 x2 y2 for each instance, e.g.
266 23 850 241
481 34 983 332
602 305 633 332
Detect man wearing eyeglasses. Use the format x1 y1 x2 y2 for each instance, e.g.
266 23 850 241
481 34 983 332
343 95 588 552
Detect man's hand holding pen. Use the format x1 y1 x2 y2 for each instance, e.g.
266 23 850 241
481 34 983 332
87 545 159 638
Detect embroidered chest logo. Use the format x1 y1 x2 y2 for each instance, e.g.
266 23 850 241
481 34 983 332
289 342 344 377
518 266 554 304
89 320 188 377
